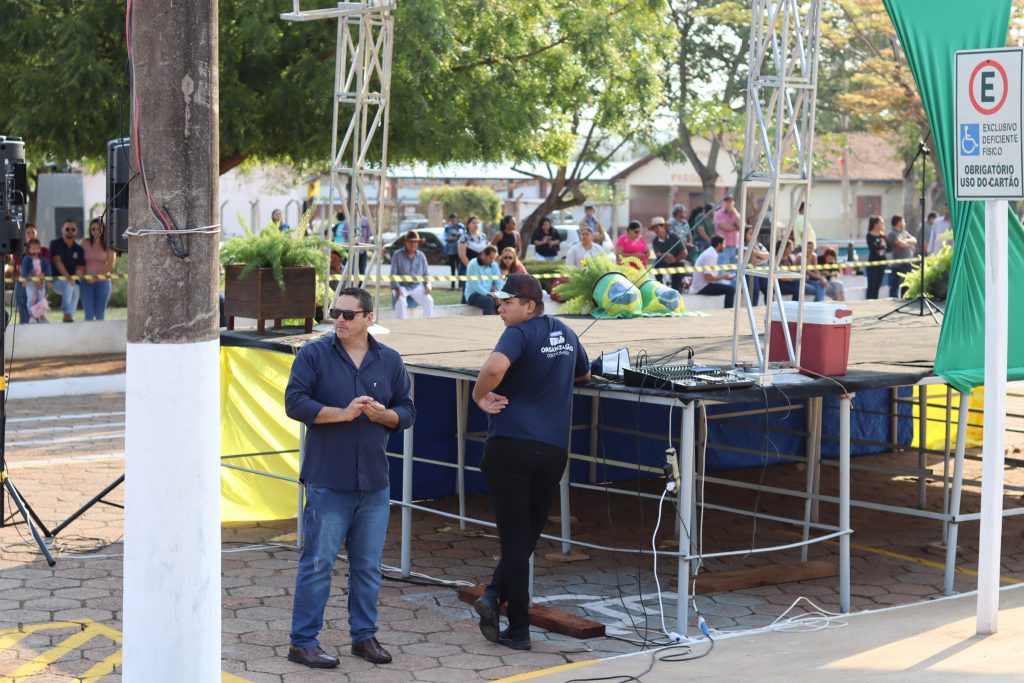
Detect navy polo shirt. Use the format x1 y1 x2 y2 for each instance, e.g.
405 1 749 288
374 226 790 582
49 238 85 275
285 333 415 492
488 316 589 449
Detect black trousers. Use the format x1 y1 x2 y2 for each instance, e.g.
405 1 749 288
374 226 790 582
467 292 497 315
865 263 885 299
890 262 912 299
480 436 567 634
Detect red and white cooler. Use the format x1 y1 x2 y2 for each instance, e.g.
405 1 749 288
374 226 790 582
768 301 853 377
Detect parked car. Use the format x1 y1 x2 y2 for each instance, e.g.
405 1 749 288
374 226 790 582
382 216 430 245
383 226 448 265
524 225 613 261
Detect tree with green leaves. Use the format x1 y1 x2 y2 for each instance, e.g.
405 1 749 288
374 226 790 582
660 0 750 203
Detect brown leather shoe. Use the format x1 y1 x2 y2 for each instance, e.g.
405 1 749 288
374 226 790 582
62 313 74 323
287 645 339 669
351 636 392 664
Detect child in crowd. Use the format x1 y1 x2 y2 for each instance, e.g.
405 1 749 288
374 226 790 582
22 239 52 323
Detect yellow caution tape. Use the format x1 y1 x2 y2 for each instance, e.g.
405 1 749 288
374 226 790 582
3 257 918 284
335 256 925 282
3 273 128 285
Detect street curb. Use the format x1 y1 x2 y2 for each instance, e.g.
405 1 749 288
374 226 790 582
7 373 126 399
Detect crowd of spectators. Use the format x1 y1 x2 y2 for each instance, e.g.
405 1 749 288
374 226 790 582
8 218 116 324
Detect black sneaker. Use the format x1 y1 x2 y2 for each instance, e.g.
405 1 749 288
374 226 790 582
473 593 500 643
497 627 531 651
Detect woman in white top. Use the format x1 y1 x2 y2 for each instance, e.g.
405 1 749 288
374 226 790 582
458 215 491 269
565 226 604 269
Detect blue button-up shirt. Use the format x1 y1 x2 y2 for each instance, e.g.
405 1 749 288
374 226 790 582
285 333 415 492
390 248 431 287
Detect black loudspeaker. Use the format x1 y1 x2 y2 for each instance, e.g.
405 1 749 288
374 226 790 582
107 138 131 252
0 134 27 255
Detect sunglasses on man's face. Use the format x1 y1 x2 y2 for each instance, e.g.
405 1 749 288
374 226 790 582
330 308 369 321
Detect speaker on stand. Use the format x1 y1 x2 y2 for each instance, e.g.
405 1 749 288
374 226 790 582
106 138 131 253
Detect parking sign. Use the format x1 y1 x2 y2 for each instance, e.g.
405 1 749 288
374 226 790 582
955 48 1024 200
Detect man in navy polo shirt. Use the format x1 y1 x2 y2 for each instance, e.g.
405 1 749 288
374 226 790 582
284 287 415 669
471 273 590 651
49 218 86 322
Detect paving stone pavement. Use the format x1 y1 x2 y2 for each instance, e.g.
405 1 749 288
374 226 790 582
1 391 1023 681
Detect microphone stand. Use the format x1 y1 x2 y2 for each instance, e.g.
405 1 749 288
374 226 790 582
879 135 943 322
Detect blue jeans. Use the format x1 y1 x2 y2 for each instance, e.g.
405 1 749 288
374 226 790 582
291 485 390 648
81 280 112 320
806 279 826 302
50 280 80 316
14 283 28 323
718 246 738 265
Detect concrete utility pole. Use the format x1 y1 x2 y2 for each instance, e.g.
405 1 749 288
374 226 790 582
122 1 221 680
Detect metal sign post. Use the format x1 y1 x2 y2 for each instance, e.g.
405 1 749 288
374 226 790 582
954 47 1021 635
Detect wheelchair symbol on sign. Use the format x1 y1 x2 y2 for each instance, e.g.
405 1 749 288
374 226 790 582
960 124 980 156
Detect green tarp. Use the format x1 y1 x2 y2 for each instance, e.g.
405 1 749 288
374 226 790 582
884 0 1024 392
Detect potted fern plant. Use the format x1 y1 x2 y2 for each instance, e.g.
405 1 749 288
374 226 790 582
221 208 343 334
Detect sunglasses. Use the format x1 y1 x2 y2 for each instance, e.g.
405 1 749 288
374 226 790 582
501 256 514 261
330 308 368 321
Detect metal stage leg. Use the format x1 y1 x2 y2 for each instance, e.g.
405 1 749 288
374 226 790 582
401 374 415 577
559 459 571 555
917 385 928 509
456 380 468 531
588 397 599 484
676 401 696 636
944 392 970 596
839 394 851 613
48 475 125 539
297 423 306 551
801 398 818 564
941 386 953 544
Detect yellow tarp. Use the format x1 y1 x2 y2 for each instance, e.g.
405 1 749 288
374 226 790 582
911 384 984 451
221 345 301 523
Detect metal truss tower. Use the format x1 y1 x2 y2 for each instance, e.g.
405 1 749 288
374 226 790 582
282 1 396 312
731 0 824 374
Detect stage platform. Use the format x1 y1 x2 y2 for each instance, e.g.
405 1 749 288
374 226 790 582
220 299 970 636
223 298 940 398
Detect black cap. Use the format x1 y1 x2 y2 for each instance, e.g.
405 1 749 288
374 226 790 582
493 273 544 300
448 212 458 219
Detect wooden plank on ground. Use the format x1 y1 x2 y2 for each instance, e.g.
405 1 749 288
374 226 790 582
457 586 605 639
672 561 837 593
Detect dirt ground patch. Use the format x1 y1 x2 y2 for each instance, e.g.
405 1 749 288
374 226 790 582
7 354 126 382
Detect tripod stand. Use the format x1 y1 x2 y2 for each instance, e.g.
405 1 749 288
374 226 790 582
1 297 56 566
879 136 944 323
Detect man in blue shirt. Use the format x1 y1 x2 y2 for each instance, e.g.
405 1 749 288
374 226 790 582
284 287 416 669
464 245 502 314
471 274 590 651
443 212 465 289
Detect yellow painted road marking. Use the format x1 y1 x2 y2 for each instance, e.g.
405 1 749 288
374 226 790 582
779 530 1024 585
78 650 121 681
0 618 253 682
492 659 598 682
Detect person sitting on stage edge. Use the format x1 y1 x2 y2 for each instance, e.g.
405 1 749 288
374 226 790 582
390 230 435 319
284 287 416 669
472 273 590 652
465 245 502 315
691 235 735 308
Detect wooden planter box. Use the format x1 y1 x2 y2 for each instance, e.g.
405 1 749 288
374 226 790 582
224 265 316 334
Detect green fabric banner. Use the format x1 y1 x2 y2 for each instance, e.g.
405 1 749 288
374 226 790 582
884 0 1024 392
